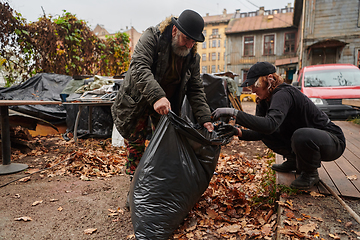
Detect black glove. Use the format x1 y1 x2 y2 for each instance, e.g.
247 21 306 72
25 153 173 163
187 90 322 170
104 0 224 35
215 124 239 139
212 108 238 121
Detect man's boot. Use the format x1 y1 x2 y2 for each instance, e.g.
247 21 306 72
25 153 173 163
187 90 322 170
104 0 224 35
290 169 320 190
271 156 297 172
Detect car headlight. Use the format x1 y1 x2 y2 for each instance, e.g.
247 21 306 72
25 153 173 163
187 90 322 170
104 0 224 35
309 98 325 105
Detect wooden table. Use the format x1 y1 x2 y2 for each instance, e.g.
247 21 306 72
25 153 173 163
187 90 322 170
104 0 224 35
0 100 61 175
342 99 360 108
63 101 113 142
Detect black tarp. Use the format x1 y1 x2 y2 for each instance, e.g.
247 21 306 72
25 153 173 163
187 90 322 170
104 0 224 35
62 76 120 139
0 73 72 124
181 73 229 124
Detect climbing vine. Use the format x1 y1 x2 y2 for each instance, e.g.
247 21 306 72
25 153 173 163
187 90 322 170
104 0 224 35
0 1 130 86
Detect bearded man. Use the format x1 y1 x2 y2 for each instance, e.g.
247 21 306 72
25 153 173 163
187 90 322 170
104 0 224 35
111 9 214 179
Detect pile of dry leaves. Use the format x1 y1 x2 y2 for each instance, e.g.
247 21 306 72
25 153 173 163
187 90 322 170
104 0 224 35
173 138 276 239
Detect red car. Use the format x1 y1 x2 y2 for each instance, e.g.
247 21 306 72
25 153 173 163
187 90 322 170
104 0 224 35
292 64 360 120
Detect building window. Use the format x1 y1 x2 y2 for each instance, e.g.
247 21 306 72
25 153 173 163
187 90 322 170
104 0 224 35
212 52 216 61
202 53 206 61
211 65 216 73
203 30 206 37
284 32 296 53
202 42 206 49
218 40 221 48
218 52 220 60
202 66 207 73
244 36 254 56
264 34 274 55
212 40 216 48
212 28 219 35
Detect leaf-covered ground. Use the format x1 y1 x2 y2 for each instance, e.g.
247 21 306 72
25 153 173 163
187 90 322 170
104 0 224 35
1 131 360 239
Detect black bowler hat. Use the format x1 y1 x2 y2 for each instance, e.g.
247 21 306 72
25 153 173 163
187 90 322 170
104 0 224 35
241 62 276 87
171 9 205 42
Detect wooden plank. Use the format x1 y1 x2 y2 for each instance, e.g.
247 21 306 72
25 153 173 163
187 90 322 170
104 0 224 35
344 141 360 159
0 100 61 106
322 160 360 198
318 162 340 195
336 122 360 141
342 148 360 172
317 166 331 195
342 98 360 107
336 121 360 137
334 155 360 193
274 154 296 186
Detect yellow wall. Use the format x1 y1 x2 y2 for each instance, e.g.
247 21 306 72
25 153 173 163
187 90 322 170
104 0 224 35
199 22 228 73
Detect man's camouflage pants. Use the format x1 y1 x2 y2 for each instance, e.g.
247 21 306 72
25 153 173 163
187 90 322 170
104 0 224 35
124 110 159 175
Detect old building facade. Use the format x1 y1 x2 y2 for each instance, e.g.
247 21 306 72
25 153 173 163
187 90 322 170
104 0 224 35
198 9 233 74
295 0 360 69
225 4 296 85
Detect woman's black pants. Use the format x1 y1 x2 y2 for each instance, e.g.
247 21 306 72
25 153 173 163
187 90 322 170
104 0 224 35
262 128 345 172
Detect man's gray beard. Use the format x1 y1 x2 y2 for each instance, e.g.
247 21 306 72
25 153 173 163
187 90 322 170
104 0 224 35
171 33 191 57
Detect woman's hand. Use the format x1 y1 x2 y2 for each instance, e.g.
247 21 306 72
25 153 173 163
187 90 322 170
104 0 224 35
211 108 237 121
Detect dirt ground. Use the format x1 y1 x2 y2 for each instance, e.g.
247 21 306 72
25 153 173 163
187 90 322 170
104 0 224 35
1 101 360 240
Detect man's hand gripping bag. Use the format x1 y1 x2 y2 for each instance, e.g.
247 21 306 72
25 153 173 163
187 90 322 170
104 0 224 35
129 111 222 239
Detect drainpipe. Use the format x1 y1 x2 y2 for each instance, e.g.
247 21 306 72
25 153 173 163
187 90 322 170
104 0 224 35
299 0 306 69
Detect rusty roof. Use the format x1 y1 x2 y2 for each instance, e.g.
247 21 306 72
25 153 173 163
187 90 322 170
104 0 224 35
226 12 294 34
203 13 234 24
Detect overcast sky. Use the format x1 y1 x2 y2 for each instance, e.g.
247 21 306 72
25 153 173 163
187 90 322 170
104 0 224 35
8 0 294 33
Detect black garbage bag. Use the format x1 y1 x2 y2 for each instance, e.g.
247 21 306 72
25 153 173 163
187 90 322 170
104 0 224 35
129 111 223 240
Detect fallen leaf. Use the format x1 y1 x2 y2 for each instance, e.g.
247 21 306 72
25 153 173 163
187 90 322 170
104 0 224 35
126 234 135 239
117 208 124 215
351 230 360 236
299 223 317 233
285 209 295 219
310 191 325 197
80 175 90 181
18 176 31 182
50 199 58 202
32 200 43 206
58 206 63 211
344 221 352 228
346 175 357 181
14 216 32 221
329 233 340 239
206 208 219 219
261 224 272 236
313 216 323 222
14 194 21 199
217 224 241 233
25 168 40 174
84 228 97 234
